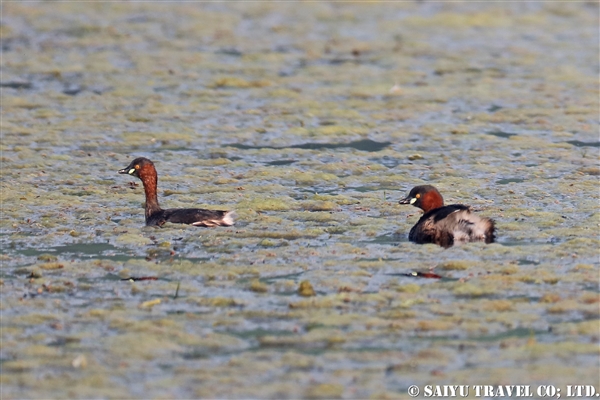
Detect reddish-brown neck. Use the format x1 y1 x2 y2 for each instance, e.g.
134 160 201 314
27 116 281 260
420 190 444 212
139 164 162 218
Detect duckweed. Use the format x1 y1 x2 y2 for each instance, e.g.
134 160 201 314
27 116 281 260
298 280 316 297
1 2 597 399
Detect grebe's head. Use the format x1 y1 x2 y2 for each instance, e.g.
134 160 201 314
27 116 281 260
399 185 444 212
118 157 155 179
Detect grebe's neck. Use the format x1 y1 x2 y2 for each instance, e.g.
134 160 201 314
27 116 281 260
139 165 162 219
420 189 444 212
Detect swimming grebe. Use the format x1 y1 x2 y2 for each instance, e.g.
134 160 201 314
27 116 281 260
118 157 235 227
399 185 495 248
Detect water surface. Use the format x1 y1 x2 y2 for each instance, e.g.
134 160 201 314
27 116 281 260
1 2 598 398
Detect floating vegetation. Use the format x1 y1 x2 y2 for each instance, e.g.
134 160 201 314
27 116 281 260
1 2 597 399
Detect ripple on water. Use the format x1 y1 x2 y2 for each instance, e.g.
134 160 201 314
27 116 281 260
227 139 392 152
565 140 600 148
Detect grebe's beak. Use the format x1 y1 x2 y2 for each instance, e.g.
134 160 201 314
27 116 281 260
399 195 415 205
118 167 135 175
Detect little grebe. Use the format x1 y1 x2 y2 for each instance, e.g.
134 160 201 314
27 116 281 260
118 157 235 227
399 185 495 248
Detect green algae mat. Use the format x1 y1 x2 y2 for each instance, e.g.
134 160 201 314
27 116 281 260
1 3 598 399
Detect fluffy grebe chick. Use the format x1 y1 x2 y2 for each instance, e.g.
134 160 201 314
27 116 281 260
399 185 495 248
118 157 235 227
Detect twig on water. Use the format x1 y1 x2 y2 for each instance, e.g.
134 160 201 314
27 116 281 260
174 281 181 299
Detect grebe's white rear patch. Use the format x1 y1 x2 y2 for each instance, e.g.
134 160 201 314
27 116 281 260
191 211 236 227
221 211 236 226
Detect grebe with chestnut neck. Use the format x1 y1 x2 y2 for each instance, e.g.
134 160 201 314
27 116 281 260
118 157 235 227
399 185 495 248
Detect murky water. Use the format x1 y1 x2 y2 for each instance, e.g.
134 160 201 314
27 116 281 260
1 2 598 399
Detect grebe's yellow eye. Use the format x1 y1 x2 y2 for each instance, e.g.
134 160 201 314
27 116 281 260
128 168 136 174
135 164 140 170
415 193 421 199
